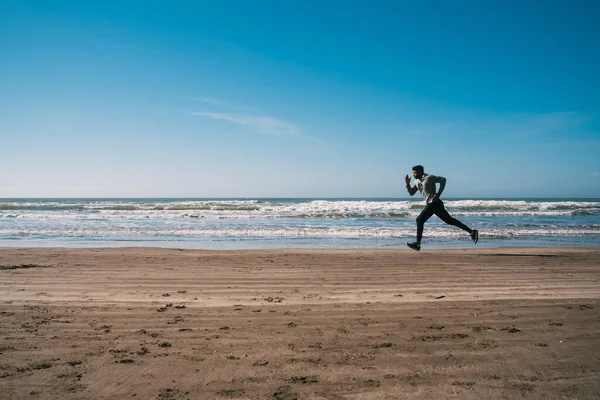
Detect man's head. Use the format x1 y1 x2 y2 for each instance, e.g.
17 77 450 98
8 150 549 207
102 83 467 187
412 165 424 180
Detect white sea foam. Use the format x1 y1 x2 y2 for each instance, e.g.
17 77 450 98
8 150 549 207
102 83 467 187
2 199 599 247
444 199 600 211
0 209 594 220
2 198 599 220
2 199 599 215
1 227 599 238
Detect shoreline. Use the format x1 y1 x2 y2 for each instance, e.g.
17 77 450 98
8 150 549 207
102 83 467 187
2 245 599 249
1 243 599 250
1 247 599 398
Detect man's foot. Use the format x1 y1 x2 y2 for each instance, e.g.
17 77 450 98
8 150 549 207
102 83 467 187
406 242 421 251
471 229 479 244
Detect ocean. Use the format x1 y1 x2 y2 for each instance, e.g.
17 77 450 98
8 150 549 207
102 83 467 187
0 198 599 249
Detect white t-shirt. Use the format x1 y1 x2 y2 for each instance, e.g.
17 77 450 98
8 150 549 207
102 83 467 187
407 174 447 204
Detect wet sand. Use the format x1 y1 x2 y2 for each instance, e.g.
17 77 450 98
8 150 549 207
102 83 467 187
1 247 599 399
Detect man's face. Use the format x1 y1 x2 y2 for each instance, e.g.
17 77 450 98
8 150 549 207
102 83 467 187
412 169 423 180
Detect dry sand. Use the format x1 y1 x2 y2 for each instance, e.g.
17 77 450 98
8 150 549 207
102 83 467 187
1 247 599 399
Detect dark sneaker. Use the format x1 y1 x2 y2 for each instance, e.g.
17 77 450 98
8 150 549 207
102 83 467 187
471 229 479 244
406 242 421 251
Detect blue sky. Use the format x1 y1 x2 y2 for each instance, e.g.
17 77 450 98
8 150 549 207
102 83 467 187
1 0 599 198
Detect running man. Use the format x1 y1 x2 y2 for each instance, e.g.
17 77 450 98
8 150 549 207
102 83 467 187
405 165 478 251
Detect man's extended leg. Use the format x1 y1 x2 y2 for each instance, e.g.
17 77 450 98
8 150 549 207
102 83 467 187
434 204 472 234
434 202 479 243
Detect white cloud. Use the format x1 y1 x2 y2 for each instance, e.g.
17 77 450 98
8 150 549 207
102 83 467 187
191 112 324 143
193 97 232 108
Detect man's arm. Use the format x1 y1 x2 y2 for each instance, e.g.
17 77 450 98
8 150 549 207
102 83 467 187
405 175 418 196
430 175 447 197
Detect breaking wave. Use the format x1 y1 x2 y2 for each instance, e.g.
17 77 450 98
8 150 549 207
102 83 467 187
1 199 599 219
2 227 599 238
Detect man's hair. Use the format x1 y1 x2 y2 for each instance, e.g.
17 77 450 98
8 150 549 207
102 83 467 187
412 165 424 174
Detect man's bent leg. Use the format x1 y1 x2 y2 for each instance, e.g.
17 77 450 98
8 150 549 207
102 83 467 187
416 204 436 244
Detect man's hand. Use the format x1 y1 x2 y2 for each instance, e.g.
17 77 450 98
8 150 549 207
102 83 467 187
405 174 411 186
431 193 441 202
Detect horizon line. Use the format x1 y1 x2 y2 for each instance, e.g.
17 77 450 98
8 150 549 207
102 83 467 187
1 197 599 200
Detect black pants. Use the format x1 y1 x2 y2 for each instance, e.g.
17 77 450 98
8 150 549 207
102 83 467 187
416 200 471 243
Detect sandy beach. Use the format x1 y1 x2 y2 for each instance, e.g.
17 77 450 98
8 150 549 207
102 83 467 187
1 247 599 399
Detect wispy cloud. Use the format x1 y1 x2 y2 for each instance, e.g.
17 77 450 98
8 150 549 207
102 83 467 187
193 112 299 136
193 97 233 108
191 111 324 144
